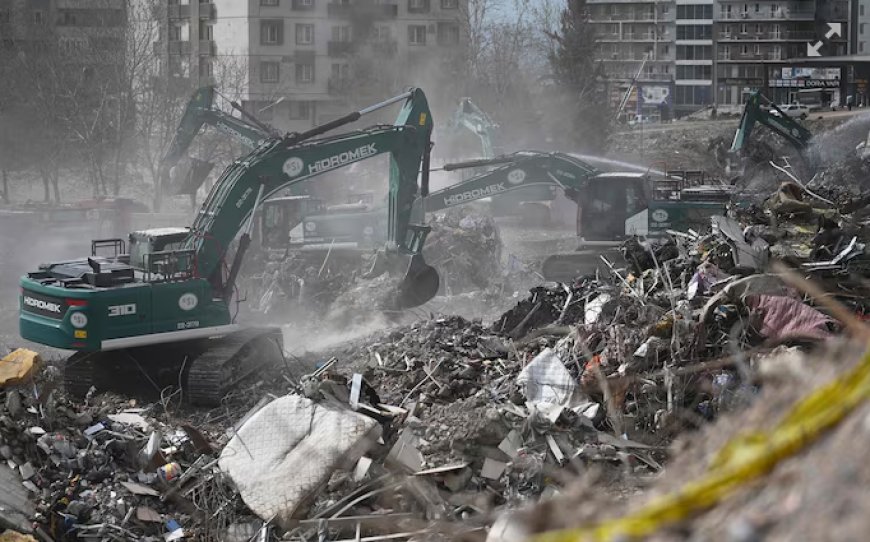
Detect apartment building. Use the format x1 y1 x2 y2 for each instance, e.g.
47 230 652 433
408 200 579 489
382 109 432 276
212 0 465 132
591 0 851 115
0 0 126 63
589 0 677 119
674 0 714 114
714 0 849 107
153 0 218 83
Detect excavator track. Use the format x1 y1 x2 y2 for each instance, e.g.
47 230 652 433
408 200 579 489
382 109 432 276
62 327 284 406
64 352 102 398
185 327 284 406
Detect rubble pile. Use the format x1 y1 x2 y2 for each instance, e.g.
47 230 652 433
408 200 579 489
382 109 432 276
8 178 870 540
423 209 504 295
0 379 256 541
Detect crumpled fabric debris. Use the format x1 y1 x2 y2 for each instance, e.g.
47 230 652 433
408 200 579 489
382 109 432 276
516 348 575 407
745 294 835 341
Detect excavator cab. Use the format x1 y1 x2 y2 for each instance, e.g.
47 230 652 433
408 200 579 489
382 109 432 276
578 173 650 240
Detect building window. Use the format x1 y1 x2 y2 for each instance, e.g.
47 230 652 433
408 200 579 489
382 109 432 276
370 25 391 41
199 57 213 77
296 63 314 83
437 22 460 45
261 0 279 5
741 44 749 55
296 24 314 44
199 20 213 41
862 4 866 16
261 61 280 82
676 25 712 40
408 25 427 45
675 85 711 106
408 0 430 13
676 65 711 80
331 25 351 42
261 20 283 45
740 23 747 34
441 0 458 8
676 5 712 19
862 23 866 35
32 10 45 25
861 42 865 52
288 101 311 120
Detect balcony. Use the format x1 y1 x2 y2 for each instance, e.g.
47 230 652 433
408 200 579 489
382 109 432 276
718 30 816 41
198 40 216 55
624 33 661 41
168 40 191 55
328 76 352 95
370 40 398 55
591 12 674 22
716 9 815 21
198 3 216 20
606 72 673 81
327 40 354 56
327 2 398 18
168 4 191 19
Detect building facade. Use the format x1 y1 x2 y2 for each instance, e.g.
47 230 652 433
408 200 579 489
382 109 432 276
590 0 852 115
153 0 218 83
211 0 465 132
589 0 676 120
714 0 848 107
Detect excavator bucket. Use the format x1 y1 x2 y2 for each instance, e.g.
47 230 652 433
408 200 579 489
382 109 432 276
365 251 440 309
395 253 440 309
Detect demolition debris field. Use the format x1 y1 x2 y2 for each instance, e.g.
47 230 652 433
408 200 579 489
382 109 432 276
7 112 870 541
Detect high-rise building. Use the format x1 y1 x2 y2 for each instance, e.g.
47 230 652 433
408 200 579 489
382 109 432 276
714 0 849 107
590 0 852 116
674 0 714 115
211 0 466 133
152 0 218 83
589 0 677 120
0 0 126 65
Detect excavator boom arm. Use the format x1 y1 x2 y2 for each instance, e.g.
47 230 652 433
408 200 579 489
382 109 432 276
731 91 813 152
450 98 499 158
160 86 271 191
186 89 433 283
422 152 599 212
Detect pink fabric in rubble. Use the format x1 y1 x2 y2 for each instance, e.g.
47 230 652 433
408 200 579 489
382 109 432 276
745 294 835 341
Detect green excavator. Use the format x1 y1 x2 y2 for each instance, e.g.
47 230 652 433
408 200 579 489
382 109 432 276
295 151 732 281
445 98 557 222
19 88 440 404
730 91 813 154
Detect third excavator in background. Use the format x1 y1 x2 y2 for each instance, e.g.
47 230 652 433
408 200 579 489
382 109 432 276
730 91 813 155
292 151 734 282
19 88 440 405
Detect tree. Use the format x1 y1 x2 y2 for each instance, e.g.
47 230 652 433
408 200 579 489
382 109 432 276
545 0 611 153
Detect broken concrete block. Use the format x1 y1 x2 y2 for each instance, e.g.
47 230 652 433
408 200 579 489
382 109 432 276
218 394 380 529
0 350 41 388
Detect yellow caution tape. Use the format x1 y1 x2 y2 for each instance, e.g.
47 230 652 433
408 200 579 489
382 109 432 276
534 345 870 542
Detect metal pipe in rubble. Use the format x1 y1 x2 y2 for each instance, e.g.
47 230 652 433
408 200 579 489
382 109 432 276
284 90 415 147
